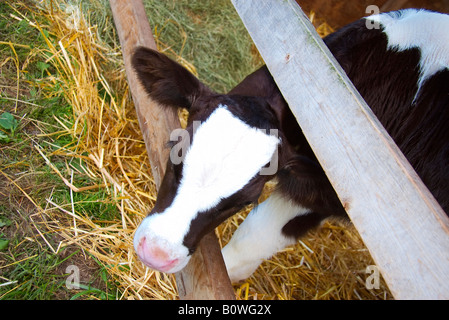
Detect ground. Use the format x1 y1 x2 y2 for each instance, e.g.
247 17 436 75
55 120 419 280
0 0 116 299
1 0 392 300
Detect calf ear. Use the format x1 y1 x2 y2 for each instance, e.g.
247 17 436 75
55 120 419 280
131 46 211 109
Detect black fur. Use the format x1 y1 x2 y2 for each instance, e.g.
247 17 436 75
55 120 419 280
132 10 449 253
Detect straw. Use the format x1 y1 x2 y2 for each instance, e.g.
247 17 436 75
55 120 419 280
15 0 391 299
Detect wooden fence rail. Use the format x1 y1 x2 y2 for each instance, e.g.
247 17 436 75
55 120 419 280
109 0 235 300
232 0 449 299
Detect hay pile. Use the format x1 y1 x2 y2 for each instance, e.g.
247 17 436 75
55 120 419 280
23 0 390 299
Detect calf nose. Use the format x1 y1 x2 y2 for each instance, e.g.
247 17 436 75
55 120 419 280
136 237 179 272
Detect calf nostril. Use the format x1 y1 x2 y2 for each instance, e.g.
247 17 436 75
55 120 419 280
149 244 170 261
136 236 179 272
136 236 147 256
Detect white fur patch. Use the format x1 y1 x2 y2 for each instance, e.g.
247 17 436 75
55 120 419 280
134 105 280 270
366 9 449 92
222 192 310 283
180 106 279 212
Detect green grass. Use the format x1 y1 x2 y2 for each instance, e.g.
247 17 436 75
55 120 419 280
0 1 118 300
142 0 263 93
2 244 71 300
1 243 115 299
1 0 262 300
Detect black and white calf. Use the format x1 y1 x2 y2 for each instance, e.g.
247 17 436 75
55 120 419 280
132 9 449 282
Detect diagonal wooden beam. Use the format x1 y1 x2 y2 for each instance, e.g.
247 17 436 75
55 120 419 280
232 0 449 299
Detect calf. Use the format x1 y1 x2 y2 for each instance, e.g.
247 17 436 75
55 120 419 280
131 9 449 282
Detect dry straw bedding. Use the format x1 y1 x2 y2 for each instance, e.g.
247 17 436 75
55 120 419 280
2 0 391 299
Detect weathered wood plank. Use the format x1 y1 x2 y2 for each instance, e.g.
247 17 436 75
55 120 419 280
109 0 178 187
109 0 235 300
232 0 449 299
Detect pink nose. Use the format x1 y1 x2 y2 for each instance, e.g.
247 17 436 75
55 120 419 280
136 237 179 272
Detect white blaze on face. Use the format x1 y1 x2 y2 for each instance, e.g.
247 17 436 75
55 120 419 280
366 9 449 92
134 105 280 272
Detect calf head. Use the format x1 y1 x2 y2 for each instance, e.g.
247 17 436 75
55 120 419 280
131 47 283 273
